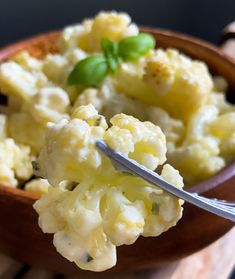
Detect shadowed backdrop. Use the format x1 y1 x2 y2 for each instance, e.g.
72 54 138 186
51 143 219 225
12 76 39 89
0 0 235 47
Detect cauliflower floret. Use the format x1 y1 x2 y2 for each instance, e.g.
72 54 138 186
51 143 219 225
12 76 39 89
0 62 48 100
74 84 184 149
7 86 70 153
0 139 19 187
147 107 184 146
13 51 42 72
80 12 138 52
13 144 33 180
167 138 225 185
8 112 45 153
74 88 105 112
166 105 227 185
25 178 50 196
210 112 235 139
74 81 147 121
114 48 213 122
42 54 69 83
59 12 138 53
0 62 38 99
220 133 235 162
0 114 8 140
28 87 70 125
0 139 33 187
36 106 108 186
65 48 87 65
36 105 167 186
0 164 17 187
210 112 235 163
34 184 117 272
208 92 234 115
34 167 183 272
34 104 183 271
0 139 18 170
58 25 88 53
106 114 167 170
183 105 218 144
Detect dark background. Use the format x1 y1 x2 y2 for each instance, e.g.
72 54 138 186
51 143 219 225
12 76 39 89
0 0 235 278
0 0 235 47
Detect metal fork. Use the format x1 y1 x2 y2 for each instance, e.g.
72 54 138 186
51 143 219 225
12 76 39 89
96 140 235 222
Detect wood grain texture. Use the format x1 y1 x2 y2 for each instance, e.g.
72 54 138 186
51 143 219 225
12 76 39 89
0 28 235 276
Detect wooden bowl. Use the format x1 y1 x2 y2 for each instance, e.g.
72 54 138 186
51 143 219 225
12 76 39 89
0 26 235 276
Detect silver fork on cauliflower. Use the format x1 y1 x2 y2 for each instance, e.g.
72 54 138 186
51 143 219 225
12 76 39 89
96 140 235 222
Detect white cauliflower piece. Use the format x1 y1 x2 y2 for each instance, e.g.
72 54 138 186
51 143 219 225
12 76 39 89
34 184 117 272
210 112 235 163
28 87 70 125
34 104 183 271
147 107 184 146
0 61 48 100
167 138 225 185
8 112 45 153
42 54 69 83
0 164 17 187
0 62 38 99
59 11 139 53
74 81 147 121
13 51 42 72
65 48 87 65
36 105 167 187
34 166 183 271
25 178 50 196
0 139 33 187
105 114 167 170
115 48 213 121
36 105 108 186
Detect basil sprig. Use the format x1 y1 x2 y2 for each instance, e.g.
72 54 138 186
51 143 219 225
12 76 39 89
68 33 156 86
101 38 120 73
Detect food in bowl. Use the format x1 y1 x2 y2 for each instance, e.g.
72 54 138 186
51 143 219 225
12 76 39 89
0 11 234 272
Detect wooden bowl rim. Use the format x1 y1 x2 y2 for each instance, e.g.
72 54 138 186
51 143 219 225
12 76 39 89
1 26 235 201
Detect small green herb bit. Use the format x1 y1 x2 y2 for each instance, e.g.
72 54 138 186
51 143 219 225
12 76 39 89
101 38 120 73
118 33 155 61
68 55 108 86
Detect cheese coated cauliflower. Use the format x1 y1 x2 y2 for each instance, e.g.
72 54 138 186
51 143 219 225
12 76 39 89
0 61 47 100
114 48 213 121
74 81 184 147
36 105 166 185
59 12 138 53
25 178 50 196
34 105 183 271
0 139 33 187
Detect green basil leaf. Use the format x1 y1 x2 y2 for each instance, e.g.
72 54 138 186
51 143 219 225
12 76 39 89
118 33 156 61
68 55 108 86
101 38 120 73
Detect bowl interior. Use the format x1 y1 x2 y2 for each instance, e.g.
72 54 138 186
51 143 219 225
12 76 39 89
0 28 235 199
